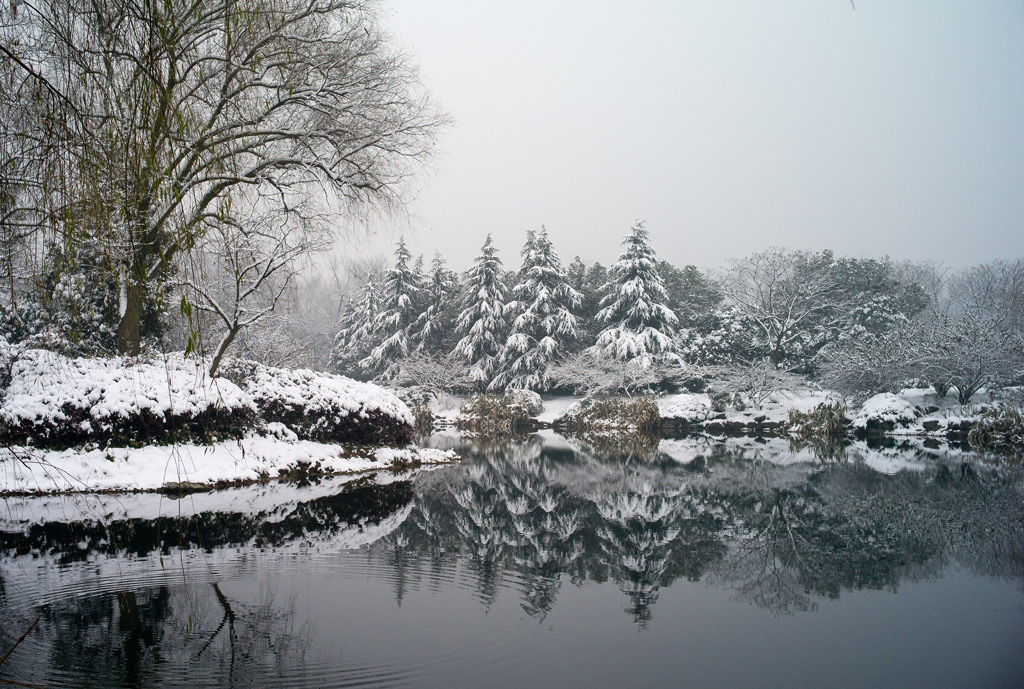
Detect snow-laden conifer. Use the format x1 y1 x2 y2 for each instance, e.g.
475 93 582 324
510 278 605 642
592 222 679 367
454 235 509 385
491 227 580 391
360 239 423 379
330 278 382 378
414 252 458 354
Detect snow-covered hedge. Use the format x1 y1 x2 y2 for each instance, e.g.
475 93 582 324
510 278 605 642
852 393 918 431
0 349 255 447
224 360 414 444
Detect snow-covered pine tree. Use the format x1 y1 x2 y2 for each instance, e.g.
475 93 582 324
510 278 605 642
331 277 382 378
491 227 580 391
414 252 459 354
592 222 679 368
360 238 423 379
454 235 509 386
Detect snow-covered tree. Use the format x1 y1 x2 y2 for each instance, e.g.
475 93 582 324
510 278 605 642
717 249 927 370
1 0 444 355
699 359 803 411
566 257 608 352
491 227 581 391
331 278 383 379
592 222 679 368
454 235 509 386
414 253 459 354
819 311 1023 403
360 239 423 379
550 349 686 397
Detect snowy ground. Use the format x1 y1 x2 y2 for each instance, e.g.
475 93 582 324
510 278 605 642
0 436 457 495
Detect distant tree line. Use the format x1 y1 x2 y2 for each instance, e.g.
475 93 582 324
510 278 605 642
328 224 1024 402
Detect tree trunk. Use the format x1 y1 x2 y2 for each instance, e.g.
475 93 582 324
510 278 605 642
117 281 144 356
208 326 240 377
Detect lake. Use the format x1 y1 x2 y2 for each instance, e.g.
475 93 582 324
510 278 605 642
2 432 1022 688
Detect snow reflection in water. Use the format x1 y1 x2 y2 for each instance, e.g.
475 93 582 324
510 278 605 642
1 433 1023 689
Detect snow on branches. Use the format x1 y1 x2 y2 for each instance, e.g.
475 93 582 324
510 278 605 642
491 227 581 391
591 222 679 369
454 235 510 386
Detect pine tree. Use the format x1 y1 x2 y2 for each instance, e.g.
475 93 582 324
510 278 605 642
331 278 382 378
491 227 580 391
592 222 679 368
360 238 423 379
414 252 459 354
454 235 509 386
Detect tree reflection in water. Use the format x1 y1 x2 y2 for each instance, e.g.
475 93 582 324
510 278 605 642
1 433 1023 686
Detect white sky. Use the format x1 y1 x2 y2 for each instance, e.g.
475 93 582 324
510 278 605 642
353 0 1024 272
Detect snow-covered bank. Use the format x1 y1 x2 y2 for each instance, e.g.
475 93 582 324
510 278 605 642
0 348 417 448
0 348 448 495
225 360 415 444
0 349 255 446
0 436 457 495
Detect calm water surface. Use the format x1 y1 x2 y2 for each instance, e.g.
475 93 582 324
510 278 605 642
1 433 1022 688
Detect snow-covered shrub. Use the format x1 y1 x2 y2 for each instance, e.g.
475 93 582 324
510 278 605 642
656 394 712 423
555 397 661 435
224 360 414 444
851 393 918 431
0 350 255 447
455 391 541 434
0 335 20 392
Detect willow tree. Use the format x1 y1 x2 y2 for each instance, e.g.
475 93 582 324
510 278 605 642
0 0 444 354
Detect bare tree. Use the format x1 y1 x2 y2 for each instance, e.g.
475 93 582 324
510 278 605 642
716 248 848 367
820 312 1022 404
949 259 1024 333
177 197 330 375
700 359 803 410
550 349 686 397
893 260 950 315
392 350 474 399
1 0 445 355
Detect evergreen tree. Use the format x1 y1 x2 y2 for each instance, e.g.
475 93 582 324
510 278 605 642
331 278 382 379
592 222 678 367
414 252 459 354
491 227 580 391
360 239 423 379
655 260 721 327
454 235 509 386
566 258 608 353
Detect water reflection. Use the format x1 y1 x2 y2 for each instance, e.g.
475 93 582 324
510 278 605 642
1 434 1023 687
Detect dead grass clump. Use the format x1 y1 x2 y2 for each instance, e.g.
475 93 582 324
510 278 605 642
786 402 850 443
556 397 661 435
456 391 540 434
968 405 1024 455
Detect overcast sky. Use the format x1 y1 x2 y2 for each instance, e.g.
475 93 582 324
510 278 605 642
355 0 1024 272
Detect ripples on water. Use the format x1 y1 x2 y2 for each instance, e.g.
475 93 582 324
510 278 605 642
1 433 1023 689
